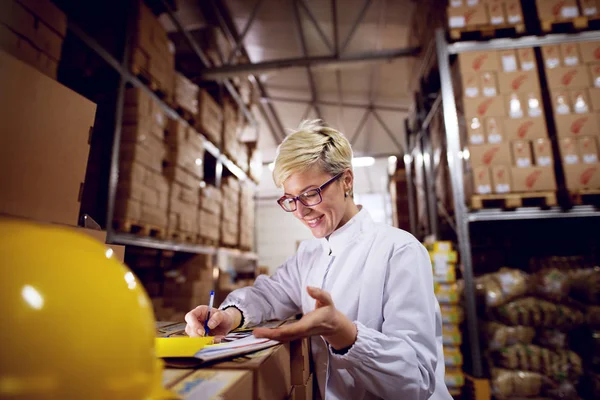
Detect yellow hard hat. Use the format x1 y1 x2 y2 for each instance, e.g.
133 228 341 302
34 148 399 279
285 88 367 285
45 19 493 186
0 219 175 399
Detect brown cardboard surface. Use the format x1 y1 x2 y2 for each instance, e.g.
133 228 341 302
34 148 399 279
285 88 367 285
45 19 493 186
589 88 600 111
550 89 572 115
0 1 36 43
505 0 523 24
559 138 581 165
580 0 600 17
579 136 600 164
459 51 499 76
447 5 488 28
546 66 591 90
290 374 314 400
542 45 562 69
0 50 95 226
560 42 582 66
535 0 579 20
291 338 311 386
512 140 533 168
517 47 536 71
579 41 600 64
485 117 504 143
464 96 506 118
491 165 511 193
498 49 519 73
481 72 498 97
563 163 600 189
589 63 600 88
16 0 67 37
469 143 512 167
503 116 548 141
510 167 557 192
462 73 481 98
487 1 505 25
211 344 292 400
554 113 600 137
472 166 492 195
466 116 485 145
34 21 62 61
498 70 540 94
170 369 253 399
533 138 554 166
570 89 592 114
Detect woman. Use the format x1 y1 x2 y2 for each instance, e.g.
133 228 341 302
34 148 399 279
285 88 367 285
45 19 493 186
185 120 452 400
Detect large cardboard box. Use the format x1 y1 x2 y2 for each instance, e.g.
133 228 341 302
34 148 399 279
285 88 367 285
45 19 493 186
468 143 512 167
505 0 524 24
533 138 554 166
580 136 600 163
169 369 253 399
459 51 499 76
291 338 311 386
212 344 292 400
535 0 579 20
447 5 488 28
491 165 511 193
517 47 536 71
498 50 519 73
466 116 485 144
554 113 600 137
498 70 540 94
588 63 600 88
503 116 548 141
589 88 600 111
512 140 533 167
560 42 582 66
463 96 506 118
472 166 492 194
289 374 314 400
579 41 600 64
0 50 95 226
510 167 557 191
542 45 562 69
485 116 504 143
563 164 600 189
560 137 582 164
546 66 591 90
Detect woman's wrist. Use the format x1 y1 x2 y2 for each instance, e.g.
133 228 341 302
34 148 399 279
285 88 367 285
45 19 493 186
325 311 358 350
223 306 243 330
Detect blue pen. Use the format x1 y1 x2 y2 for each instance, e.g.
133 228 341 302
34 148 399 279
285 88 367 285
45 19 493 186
204 290 215 336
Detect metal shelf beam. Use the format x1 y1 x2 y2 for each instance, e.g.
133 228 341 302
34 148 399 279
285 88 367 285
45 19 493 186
468 206 600 222
109 233 217 254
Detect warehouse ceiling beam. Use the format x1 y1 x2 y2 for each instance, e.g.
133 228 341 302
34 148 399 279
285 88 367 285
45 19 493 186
349 109 371 146
226 0 264 64
292 0 322 119
198 46 420 79
331 0 339 55
261 96 410 112
298 0 334 53
372 110 403 153
339 0 373 54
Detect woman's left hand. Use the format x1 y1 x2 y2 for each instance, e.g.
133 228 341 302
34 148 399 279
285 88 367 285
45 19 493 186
253 286 358 350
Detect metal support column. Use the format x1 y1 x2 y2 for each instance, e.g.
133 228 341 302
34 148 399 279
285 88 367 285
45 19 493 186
403 119 417 235
422 128 439 238
435 28 483 377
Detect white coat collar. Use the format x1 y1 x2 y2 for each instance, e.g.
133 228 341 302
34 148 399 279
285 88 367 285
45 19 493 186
320 206 372 256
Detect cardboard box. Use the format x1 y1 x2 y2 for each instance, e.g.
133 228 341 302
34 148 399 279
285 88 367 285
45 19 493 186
16 0 68 37
533 138 554 166
469 143 512 167
487 1 505 25
579 41 600 64
579 136 600 163
290 338 311 386
516 47 536 71
462 73 481 98
449 0 463 6
522 92 544 118
510 166 557 191
563 163 600 189
555 113 600 137
491 165 511 193
0 50 95 226
512 140 533 167
498 49 519 72
506 93 524 118
505 0 524 23
447 5 488 28
550 89 572 114
535 0 579 20
503 116 548 141
570 89 591 114
589 88 600 111
467 116 485 144
464 96 506 118
542 45 562 69
472 166 492 194
560 137 581 164
169 369 253 399
580 0 600 17
498 70 540 94
212 344 291 400
589 63 600 88
485 117 504 143
459 51 499 76
290 374 314 400
546 66 591 89
560 42 582 66
481 72 498 97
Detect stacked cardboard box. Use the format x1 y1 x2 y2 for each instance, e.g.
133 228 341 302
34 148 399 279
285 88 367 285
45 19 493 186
196 89 223 147
223 98 240 160
197 27 232 67
535 0 580 22
221 177 240 247
173 72 199 116
130 0 174 102
198 184 222 243
239 182 256 251
165 369 253 399
447 0 524 30
579 0 600 17
426 241 465 398
0 0 67 79
543 42 600 190
460 48 557 196
164 119 204 240
114 88 169 230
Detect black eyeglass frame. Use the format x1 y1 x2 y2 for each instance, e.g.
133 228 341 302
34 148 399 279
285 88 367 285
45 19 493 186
277 172 345 212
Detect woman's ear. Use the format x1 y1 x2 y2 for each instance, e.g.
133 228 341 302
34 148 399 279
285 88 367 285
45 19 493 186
343 169 354 193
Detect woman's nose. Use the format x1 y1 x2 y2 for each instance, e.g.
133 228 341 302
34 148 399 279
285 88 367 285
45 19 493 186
293 201 311 219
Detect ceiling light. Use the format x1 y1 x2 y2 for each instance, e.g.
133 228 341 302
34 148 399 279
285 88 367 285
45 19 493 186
352 157 375 168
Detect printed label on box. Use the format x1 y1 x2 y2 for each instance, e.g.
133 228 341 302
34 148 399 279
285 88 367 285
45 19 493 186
562 6 579 18
449 16 466 28
488 133 502 144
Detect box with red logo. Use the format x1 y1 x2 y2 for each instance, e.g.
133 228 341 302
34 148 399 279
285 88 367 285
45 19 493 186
485 117 504 143
491 165 511 193
468 143 512 167
487 1 505 25
588 63 600 88
447 5 488 29
481 72 498 97
579 41 600 64
512 140 533 167
560 137 581 165
542 45 562 69
503 117 549 141
464 96 506 118
535 0 579 21
550 89 573 114
510 166 557 191
546 66 591 90
505 92 544 119
560 42 582 66
505 0 524 24
569 89 592 114
498 70 540 94
462 73 481 98
517 47 537 71
580 0 600 17
459 51 499 76
579 136 600 163
466 116 485 145
533 138 554 166
472 166 492 195
498 49 519 72
588 88 600 111
554 113 600 137
564 164 600 189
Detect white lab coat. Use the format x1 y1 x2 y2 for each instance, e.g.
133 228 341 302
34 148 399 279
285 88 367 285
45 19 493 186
220 209 453 400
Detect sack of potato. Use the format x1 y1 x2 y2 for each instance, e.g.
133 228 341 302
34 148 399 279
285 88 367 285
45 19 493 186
495 297 584 330
475 268 529 310
482 321 535 350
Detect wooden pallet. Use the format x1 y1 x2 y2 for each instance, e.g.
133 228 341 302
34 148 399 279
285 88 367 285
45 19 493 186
197 236 219 247
540 16 590 33
470 191 557 210
450 23 525 41
167 231 196 243
113 219 165 239
570 188 600 206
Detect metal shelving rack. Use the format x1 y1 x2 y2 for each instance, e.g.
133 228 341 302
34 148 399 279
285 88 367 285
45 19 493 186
66 1 259 261
432 28 600 377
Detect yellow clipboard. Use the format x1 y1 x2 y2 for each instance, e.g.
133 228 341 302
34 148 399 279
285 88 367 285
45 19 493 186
155 337 214 358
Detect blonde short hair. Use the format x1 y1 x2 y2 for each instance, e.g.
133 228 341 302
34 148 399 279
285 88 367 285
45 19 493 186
273 120 353 193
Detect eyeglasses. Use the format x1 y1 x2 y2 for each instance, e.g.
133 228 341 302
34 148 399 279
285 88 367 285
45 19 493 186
277 172 344 212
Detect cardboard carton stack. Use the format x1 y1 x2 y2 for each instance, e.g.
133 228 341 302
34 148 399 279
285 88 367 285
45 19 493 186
0 0 67 79
196 89 223 147
173 72 199 117
198 184 222 243
535 0 580 23
460 48 557 197
579 0 600 17
114 87 169 231
543 42 600 191
223 98 241 161
165 119 204 241
197 27 232 67
447 0 524 31
130 0 174 102
426 241 465 398
239 181 256 251
221 177 240 247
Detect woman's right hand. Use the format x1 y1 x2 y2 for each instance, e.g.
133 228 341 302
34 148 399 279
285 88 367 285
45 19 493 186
184 306 241 339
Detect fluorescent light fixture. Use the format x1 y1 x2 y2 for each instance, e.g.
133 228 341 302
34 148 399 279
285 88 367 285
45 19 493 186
388 156 397 164
403 154 412 164
352 157 375 168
